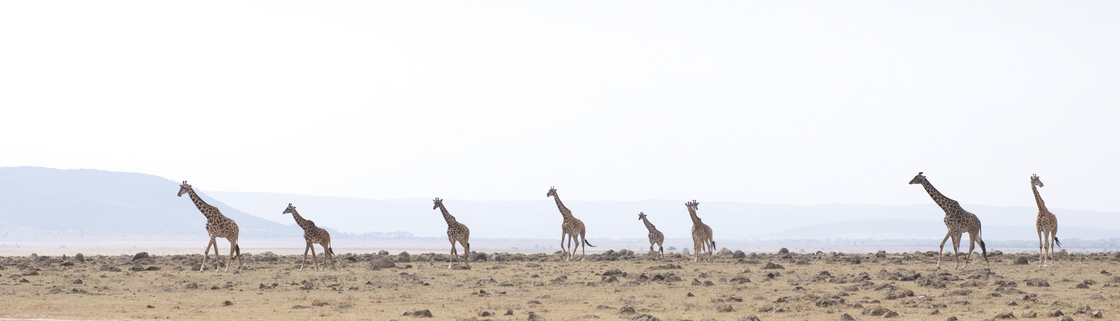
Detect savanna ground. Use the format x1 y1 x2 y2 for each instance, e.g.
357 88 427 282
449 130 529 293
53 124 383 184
1 248 1118 321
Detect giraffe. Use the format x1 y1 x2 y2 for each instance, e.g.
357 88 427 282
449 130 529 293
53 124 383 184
177 181 243 272
1030 174 1061 268
909 172 989 270
432 198 470 268
638 212 665 258
546 186 594 261
686 200 715 262
283 203 336 271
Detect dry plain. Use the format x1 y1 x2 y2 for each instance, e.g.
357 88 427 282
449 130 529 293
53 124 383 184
1 249 1118 321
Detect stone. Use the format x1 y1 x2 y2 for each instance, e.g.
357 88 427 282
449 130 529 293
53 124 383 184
993 311 1015 319
369 258 396 269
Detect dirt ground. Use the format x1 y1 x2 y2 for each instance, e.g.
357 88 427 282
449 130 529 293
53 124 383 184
1 249 1118 321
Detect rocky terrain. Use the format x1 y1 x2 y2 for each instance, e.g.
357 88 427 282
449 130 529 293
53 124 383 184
1 249 1118 320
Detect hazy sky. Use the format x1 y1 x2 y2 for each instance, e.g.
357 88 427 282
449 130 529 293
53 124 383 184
3 2 1119 213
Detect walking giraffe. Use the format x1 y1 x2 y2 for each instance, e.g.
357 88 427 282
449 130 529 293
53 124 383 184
546 186 594 261
686 200 715 262
909 172 989 270
638 212 665 258
177 181 243 272
1030 174 1061 267
283 203 336 271
432 198 470 268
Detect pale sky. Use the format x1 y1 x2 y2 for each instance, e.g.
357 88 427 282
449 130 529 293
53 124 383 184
3 1 1119 213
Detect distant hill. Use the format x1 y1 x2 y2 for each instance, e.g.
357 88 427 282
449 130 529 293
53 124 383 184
3 167 1116 245
0 167 294 240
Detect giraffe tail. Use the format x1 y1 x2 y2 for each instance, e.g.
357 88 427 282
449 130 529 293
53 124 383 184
711 240 716 248
329 247 335 255
1054 237 1062 248
233 245 241 260
583 239 595 247
978 240 987 259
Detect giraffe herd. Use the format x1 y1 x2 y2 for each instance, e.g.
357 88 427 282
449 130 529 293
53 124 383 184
177 172 1064 272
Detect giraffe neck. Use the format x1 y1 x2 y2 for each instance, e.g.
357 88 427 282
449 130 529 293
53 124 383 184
437 204 458 225
1031 183 1048 212
288 208 314 230
551 194 573 219
918 180 958 212
641 217 657 231
185 188 217 220
687 208 702 225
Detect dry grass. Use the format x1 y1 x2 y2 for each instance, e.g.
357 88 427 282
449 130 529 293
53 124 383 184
1 249 1118 321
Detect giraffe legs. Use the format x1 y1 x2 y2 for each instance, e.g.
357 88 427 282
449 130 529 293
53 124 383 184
323 242 337 270
448 239 458 268
201 238 217 272
936 233 951 269
225 239 241 273
950 234 962 269
309 243 320 271
559 231 570 261
582 231 591 259
300 243 311 271
1038 230 1046 268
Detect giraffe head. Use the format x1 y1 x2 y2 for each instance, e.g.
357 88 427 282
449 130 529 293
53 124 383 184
638 212 647 221
546 186 558 198
685 200 699 211
177 181 192 197
432 197 444 210
908 172 926 185
1031 174 1044 188
283 203 297 215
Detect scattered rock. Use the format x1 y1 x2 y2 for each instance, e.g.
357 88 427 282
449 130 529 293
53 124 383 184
1014 256 1029 265
716 304 733 312
840 313 856 320
1024 279 1049 287
370 258 396 269
132 252 150 260
403 309 433 317
862 306 892 316
994 311 1015 319
620 306 636 314
292 305 311 309
1020 310 1037 318
778 248 790 254
1047 310 1064 317
221 300 233 306
74 253 85 263
762 262 785 270
742 315 761 321
631 314 660 321
733 250 746 259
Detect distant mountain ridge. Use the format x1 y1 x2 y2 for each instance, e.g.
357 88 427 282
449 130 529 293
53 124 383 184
3 167 1117 244
0 167 294 239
